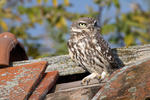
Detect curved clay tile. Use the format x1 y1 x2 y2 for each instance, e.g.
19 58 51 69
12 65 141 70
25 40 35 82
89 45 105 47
0 32 28 66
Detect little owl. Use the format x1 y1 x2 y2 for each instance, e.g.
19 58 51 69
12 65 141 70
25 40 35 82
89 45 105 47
67 17 118 85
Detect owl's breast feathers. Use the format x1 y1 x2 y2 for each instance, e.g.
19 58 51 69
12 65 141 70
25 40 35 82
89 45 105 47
68 33 118 71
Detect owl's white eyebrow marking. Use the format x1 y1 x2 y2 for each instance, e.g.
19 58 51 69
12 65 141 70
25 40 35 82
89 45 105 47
71 28 82 32
79 21 86 23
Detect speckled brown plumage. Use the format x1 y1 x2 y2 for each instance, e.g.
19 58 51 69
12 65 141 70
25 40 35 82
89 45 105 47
67 17 118 84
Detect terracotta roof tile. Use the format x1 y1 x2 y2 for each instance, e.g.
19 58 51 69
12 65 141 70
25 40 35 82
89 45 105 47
0 32 28 66
92 59 150 100
0 61 47 100
29 71 59 100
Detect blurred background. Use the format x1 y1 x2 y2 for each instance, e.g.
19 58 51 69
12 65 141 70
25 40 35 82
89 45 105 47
0 0 150 58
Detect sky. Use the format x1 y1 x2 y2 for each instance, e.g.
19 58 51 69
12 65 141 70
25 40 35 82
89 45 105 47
25 0 148 50
28 0 147 35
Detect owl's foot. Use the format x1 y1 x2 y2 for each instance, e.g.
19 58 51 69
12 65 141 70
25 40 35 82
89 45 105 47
101 71 107 79
81 71 108 85
96 71 108 83
81 73 100 85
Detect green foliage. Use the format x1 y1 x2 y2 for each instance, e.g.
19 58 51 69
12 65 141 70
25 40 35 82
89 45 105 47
99 0 150 46
0 0 150 58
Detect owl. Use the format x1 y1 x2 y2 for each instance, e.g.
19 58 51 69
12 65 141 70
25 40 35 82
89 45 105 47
67 17 118 85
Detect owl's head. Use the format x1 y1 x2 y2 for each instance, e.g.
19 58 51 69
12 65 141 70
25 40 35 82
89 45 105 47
71 17 100 34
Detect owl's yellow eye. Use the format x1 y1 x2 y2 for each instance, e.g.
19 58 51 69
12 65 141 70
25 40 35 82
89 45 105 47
79 23 87 28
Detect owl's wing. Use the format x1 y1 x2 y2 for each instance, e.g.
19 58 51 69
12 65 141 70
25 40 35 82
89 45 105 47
97 34 118 68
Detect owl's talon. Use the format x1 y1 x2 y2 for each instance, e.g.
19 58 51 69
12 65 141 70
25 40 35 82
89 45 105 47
81 77 90 85
95 77 102 83
81 73 99 85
